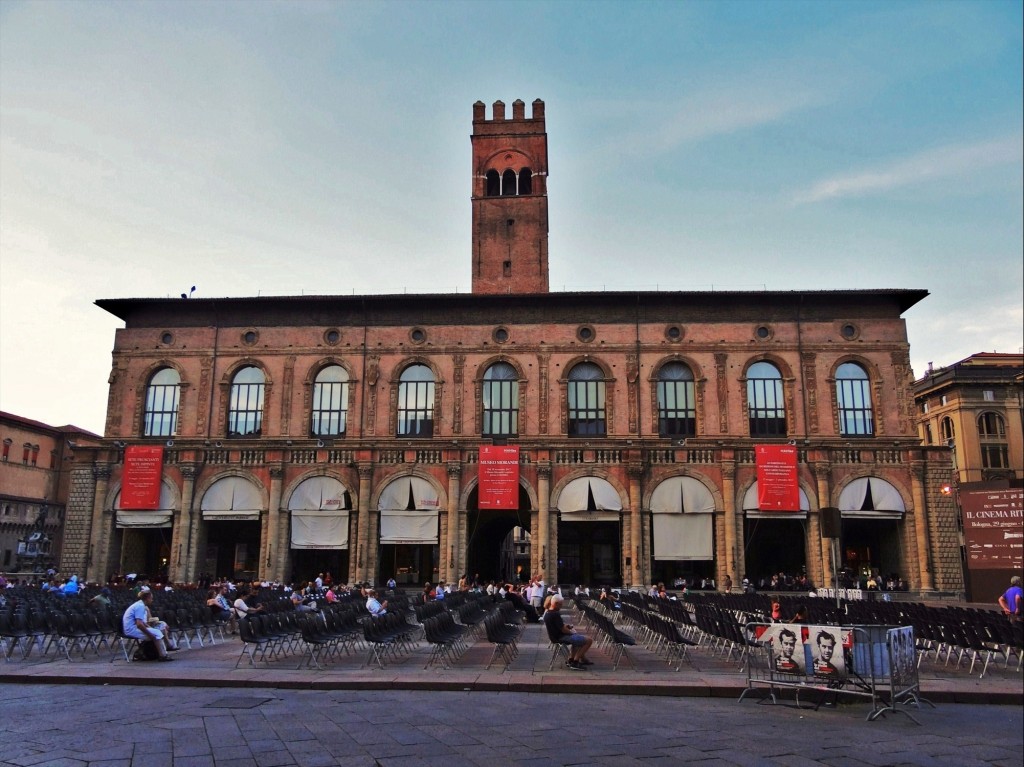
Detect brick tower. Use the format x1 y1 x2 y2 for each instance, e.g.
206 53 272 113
471 99 549 294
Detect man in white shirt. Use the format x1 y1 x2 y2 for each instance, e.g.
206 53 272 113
122 590 175 661
365 589 387 617
531 578 545 612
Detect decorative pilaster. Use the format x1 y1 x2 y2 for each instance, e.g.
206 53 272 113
537 353 550 435
811 463 831 589
720 456 737 590
356 463 373 583
86 465 112 583
446 461 461 581
801 352 819 434
627 462 643 588
714 354 729 433
452 355 465 435
262 466 284 582
536 462 551 581
172 465 197 583
910 461 935 591
626 352 639 434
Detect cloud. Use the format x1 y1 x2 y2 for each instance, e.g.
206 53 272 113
794 135 1024 204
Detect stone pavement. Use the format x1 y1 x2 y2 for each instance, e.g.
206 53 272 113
2 619 1022 766
1 683 1021 767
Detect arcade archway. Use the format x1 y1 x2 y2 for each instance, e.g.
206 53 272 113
465 485 533 584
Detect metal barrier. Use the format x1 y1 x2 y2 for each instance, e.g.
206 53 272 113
739 622 933 724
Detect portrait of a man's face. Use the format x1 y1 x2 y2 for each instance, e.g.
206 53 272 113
817 634 835 662
780 629 797 659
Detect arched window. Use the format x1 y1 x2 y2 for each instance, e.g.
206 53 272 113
747 361 786 437
978 412 1008 469
940 417 955 443
567 362 606 437
836 362 874 437
482 362 519 437
501 169 517 196
143 367 180 437
485 169 500 197
312 365 349 437
657 362 695 438
397 364 435 437
228 366 265 437
518 168 532 194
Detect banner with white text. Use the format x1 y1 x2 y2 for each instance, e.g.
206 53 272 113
121 445 164 510
478 445 520 510
755 444 800 511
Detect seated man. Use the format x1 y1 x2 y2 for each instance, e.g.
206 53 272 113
365 588 387 617
122 589 175 661
543 594 593 669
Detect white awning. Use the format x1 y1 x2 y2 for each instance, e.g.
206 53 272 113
116 511 173 529
288 476 352 511
838 477 906 519
742 482 810 518
650 476 716 515
113 485 175 528
291 510 350 549
377 476 441 511
557 477 622 521
201 476 263 521
377 476 440 544
379 509 438 544
651 477 714 561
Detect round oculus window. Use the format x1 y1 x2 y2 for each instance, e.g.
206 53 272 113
665 325 684 342
755 325 772 340
160 332 174 345
841 323 859 340
493 327 510 344
324 329 341 345
242 330 259 345
410 327 427 344
576 325 596 343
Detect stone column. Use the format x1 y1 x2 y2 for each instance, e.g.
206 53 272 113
537 462 551 583
813 462 832 590
86 465 112 583
720 456 737 591
446 461 461 582
262 466 284 582
171 465 197 583
628 462 643 588
355 463 373 583
186 474 205 584
910 461 935 591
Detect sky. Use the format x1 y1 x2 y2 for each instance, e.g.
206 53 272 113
1 0 1021 436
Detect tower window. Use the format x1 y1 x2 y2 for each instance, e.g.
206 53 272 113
503 261 512 277
501 169 517 196
518 168 532 194
485 170 500 197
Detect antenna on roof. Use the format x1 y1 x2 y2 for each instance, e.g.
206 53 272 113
180 286 196 299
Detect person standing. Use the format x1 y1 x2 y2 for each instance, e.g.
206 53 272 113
998 575 1023 623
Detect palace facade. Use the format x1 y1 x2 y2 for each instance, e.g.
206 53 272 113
58 100 961 594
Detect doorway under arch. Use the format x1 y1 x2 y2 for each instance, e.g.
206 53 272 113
466 485 533 585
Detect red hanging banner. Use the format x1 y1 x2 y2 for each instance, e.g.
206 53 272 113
478 445 520 510
121 445 164 510
755 444 800 511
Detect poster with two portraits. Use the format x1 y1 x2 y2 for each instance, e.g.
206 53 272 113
761 623 848 682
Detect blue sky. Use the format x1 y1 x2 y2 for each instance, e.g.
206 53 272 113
1 0 1021 435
